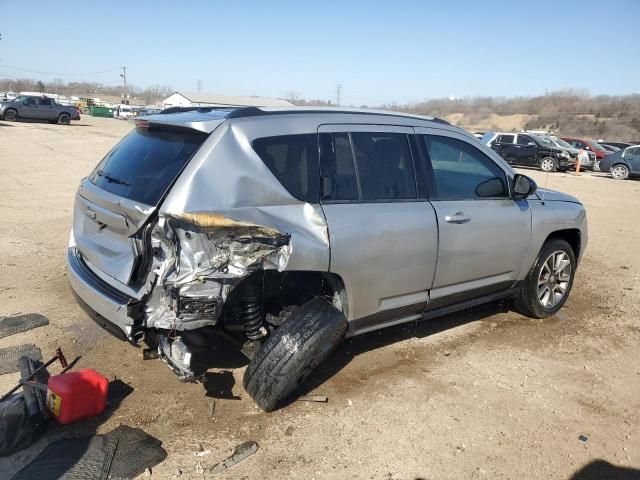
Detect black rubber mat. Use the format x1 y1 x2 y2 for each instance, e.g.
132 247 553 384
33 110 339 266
107 425 167 479
0 314 49 339
0 344 42 375
11 434 118 480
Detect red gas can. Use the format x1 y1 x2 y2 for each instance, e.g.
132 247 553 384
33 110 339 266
46 369 109 424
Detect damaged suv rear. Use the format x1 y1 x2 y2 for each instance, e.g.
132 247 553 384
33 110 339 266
68 107 587 411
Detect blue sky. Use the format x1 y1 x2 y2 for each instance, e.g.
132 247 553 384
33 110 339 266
1 0 638 105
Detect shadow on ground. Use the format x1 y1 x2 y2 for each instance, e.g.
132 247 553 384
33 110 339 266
300 299 510 397
570 460 640 480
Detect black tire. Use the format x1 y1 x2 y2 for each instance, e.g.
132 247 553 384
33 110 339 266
58 113 71 125
4 109 17 121
243 297 347 411
539 157 557 172
515 238 576 319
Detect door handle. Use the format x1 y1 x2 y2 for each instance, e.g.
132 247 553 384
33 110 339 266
444 212 470 224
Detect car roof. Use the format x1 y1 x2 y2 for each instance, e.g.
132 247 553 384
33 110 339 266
141 106 451 134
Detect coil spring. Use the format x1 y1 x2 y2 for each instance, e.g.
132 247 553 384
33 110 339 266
241 301 266 340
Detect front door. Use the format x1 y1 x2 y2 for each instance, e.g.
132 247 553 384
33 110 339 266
414 127 531 306
318 125 439 332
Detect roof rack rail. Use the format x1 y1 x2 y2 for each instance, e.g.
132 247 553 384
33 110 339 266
227 106 450 125
160 106 238 115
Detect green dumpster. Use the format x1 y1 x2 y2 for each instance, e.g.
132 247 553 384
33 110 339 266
89 106 115 118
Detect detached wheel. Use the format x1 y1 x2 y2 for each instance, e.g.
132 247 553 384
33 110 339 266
4 109 17 121
515 238 576 319
611 164 629 180
540 157 557 172
243 297 347 412
58 113 71 125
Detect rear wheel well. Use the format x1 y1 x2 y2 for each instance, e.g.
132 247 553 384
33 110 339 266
220 270 348 327
545 229 581 259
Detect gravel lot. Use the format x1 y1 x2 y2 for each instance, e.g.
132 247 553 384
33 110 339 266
1 116 639 479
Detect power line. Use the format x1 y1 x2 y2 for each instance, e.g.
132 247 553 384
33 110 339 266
0 64 121 76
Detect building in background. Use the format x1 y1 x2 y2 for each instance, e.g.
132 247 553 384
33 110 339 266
162 91 293 109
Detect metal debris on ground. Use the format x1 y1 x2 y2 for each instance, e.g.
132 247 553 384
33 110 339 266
578 434 589 442
208 441 259 476
298 395 328 403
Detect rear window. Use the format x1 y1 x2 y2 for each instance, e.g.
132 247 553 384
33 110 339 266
252 134 320 203
88 126 207 205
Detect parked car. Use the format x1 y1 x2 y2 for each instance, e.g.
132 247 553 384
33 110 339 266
547 136 596 169
560 137 609 171
0 95 80 124
113 104 134 119
482 132 573 171
598 141 633 150
599 145 640 180
600 144 620 152
67 107 587 411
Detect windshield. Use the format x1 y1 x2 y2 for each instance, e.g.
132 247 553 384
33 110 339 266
481 132 496 144
11 95 26 103
553 138 573 149
534 135 555 147
589 141 607 151
88 126 208 205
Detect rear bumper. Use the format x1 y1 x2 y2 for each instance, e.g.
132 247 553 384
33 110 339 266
66 247 142 341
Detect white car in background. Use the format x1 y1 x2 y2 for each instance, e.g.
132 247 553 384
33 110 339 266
113 105 134 120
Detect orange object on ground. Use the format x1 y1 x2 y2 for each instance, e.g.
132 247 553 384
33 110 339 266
46 369 109 424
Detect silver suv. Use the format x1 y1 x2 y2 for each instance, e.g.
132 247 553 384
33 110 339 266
67 107 588 410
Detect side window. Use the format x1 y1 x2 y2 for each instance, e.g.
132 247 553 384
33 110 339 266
252 134 320 203
331 133 359 201
350 132 416 200
573 141 585 149
421 135 508 200
517 135 533 145
38 98 52 106
24 97 36 106
497 134 514 144
322 132 417 202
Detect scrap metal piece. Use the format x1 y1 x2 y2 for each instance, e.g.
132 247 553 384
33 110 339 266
157 336 195 382
298 395 328 403
208 441 258 476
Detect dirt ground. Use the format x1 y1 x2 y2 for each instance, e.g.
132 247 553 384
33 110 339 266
0 116 638 480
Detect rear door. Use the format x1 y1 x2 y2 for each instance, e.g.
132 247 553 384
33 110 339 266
491 134 516 163
37 97 55 120
514 134 537 166
414 127 531 306
625 147 640 173
73 124 208 286
318 125 438 332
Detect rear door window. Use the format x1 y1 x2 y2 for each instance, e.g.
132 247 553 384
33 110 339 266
320 132 417 202
497 134 515 144
252 134 320 203
89 126 207 205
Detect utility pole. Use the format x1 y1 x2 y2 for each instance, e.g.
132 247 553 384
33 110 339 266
120 66 128 101
335 83 342 106
197 79 202 93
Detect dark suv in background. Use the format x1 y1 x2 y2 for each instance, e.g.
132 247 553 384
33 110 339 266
482 132 572 172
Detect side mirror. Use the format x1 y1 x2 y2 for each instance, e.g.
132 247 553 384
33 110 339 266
527 142 536 146
512 174 537 199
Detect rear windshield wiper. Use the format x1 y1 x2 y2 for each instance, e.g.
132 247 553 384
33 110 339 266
96 170 131 186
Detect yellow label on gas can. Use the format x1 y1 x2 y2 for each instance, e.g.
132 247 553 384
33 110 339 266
46 390 62 417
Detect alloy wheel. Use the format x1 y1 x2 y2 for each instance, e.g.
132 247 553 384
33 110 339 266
537 251 572 308
611 165 629 180
540 158 555 172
